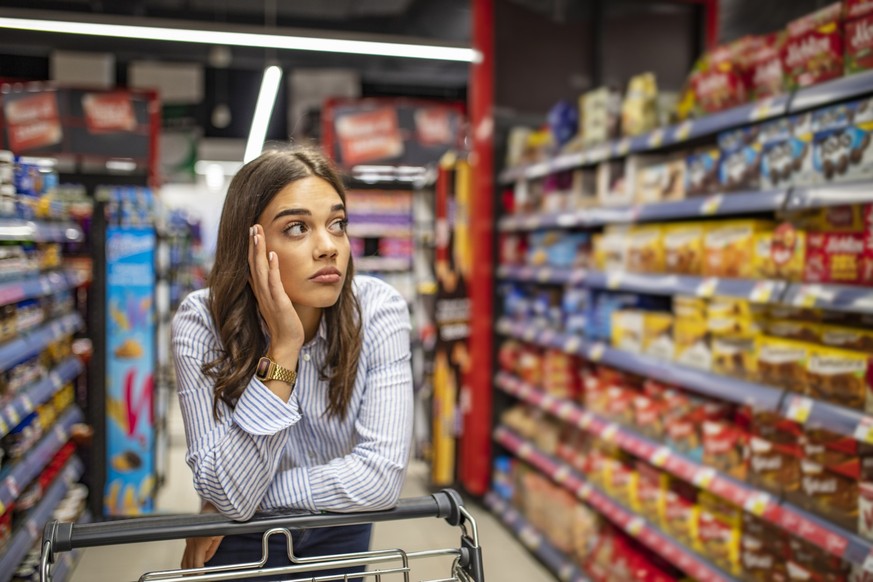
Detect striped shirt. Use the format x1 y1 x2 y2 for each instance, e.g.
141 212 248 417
171 275 413 521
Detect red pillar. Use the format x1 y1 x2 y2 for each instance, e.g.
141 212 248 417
461 0 494 496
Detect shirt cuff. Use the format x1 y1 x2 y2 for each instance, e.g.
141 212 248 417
234 378 301 435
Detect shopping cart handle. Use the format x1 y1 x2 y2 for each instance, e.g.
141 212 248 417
44 489 468 554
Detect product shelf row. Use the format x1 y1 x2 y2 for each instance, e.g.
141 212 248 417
0 313 84 373
0 271 87 310
495 371 872 568
0 356 84 440
497 266 873 315
498 181 873 233
354 257 413 272
0 456 83 582
0 405 84 515
496 317 871 443
499 70 873 185
494 426 739 582
483 492 591 582
0 221 84 244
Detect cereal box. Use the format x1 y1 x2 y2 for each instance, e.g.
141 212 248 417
703 220 775 278
626 225 665 273
664 223 706 275
782 20 844 89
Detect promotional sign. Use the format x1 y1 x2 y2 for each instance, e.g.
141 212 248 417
323 98 465 170
82 92 138 133
105 226 156 516
3 91 62 152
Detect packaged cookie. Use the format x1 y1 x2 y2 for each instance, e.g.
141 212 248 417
818 324 873 352
782 3 844 89
771 222 807 281
746 32 786 101
847 9 873 75
696 492 742 574
611 310 644 354
703 220 775 278
761 319 821 343
673 295 707 319
756 336 811 392
800 458 859 533
593 226 630 272
702 420 748 480
748 435 802 496
806 345 873 412
788 535 851 581
658 475 699 549
753 232 776 278
742 527 789 582
718 127 762 192
625 225 665 273
804 231 873 286
634 157 686 203
674 315 711 370
643 311 675 361
686 147 721 196
712 334 758 379
813 98 873 184
664 223 706 275
596 159 630 207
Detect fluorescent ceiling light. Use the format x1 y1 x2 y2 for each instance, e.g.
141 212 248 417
0 16 477 63
244 66 283 164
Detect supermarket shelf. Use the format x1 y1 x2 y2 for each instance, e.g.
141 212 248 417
0 405 84 514
0 271 85 308
494 426 739 582
782 282 873 315
0 220 84 244
494 372 872 566
0 313 84 372
497 266 786 305
0 456 84 582
347 224 413 238
787 182 873 210
789 69 873 113
354 257 413 272
496 318 785 411
0 356 83 439
483 493 591 582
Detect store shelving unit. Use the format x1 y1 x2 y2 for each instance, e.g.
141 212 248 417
483 492 591 582
489 59 873 578
495 426 741 581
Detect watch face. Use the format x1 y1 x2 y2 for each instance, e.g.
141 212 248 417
256 357 271 379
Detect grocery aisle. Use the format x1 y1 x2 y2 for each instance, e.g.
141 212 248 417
71 395 551 581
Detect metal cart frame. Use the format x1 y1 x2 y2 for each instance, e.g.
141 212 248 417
40 489 484 582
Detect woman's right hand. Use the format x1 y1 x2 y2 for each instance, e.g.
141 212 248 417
248 224 305 359
181 502 224 569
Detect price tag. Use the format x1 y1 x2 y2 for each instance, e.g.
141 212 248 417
650 446 671 468
588 343 606 362
607 272 623 290
517 442 533 460
20 396 32 413
795 286 820 308
701 194 723 215
6 476 18 497
523 328 537 342
750 280 775 303
570 270 587 286
786 396 813 423
0 500 5 515
556 401 574 420
577 413 592 430
556 214 577 228
617 138 632 156
648 129 665 148
41 279 53 295
602 424 619 441
26 519 38 540
863 552 873 573
854 416 873 444
626 516 645 536
564 336 582 354
55 424 65 442
743 491 773 516
696 277 718 298
519 526 542 549
540 329 556 345
0 418 7 435
693 467 716 489
526 216 542 231
558 563 574 582
750 97 776 121
553 465 571 484
7 407 19 426
675 120 694 141
576 482 593 500
541 393 556 410
536 267 552 283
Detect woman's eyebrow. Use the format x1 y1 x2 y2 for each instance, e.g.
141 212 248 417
332 203 346 213
272 208 310 222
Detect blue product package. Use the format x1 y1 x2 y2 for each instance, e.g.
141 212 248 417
546 232 590 268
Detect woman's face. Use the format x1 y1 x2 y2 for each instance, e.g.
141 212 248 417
257 176 350 309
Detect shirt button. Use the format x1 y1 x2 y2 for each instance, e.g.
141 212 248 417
302 353 311 362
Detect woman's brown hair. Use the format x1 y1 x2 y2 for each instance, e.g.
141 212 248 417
204 146 362 419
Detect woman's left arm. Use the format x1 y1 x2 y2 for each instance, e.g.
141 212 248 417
261 289 413 513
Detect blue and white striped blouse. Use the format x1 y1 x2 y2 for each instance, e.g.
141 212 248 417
171 275 413 521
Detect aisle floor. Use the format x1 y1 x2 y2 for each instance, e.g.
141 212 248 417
70 399 554 581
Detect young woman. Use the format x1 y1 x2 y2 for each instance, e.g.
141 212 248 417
171 146 413 580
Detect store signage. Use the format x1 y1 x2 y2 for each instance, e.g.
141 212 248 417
335 107 403 166
82 92 137 133
3 92 62 152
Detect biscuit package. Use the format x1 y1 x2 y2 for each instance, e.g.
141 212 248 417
806 345 873 412
813 98 873 184
686 148 722 196
756 336 811 392
703 220 775 278
846 5 873 74
746 32 786 100
674 315 711 371
770 222 807 281
748 435 802 496
718 127 762 191
804 231 873 285
664 223 706 275
782 3 844 89
625 225 665 273
634 157 686 203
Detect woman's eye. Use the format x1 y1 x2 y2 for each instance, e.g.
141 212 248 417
284 222 308 236
330 219 348 234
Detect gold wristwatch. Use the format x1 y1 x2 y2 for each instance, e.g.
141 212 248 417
255 356 297 385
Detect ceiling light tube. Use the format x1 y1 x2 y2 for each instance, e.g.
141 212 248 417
0 16 477 63
244 65 283 164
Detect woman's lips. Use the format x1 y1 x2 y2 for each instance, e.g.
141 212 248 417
310 268 342 284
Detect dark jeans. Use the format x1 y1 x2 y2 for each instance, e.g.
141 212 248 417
206 523 372 581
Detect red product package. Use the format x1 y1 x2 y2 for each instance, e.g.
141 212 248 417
804 231 873 285
702 420 749 481
787 3 843 37
691 64 747 115
782 21 844 89
846 0 873 20
746 33 786 99
847 12 873 74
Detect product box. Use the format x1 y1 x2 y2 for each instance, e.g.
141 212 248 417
712 334 758 379
664 223 707 275
674 315 712 371
813 98 873 184
791 203 873 232
788 536 851 581
759 117 806 189
643 311 675 361
783 3 844 89
771 222 807 281
673 296 708 320
847 0 873 21
658 476 699 549
742 529 789 582
753 232 775 279
806 345 873 412
621 72 659 137
686 148 722 196
703 220 775 278
804 231 873 285
581 87 622 146
718 127 762 191
746 32 786 100
819 323 873 351
632 395 666 441
696 492 742 574
761 319 821 343
526 231 591 268
596 160 630 207
748 436 802 496
702 420 748 480
756 336 811 392
633 462 665 522
634 157 686 203
690 58 748 115
800 458 860 533
611 310 645 354
626 225 665 273
847 2 873 75
593 226 631 272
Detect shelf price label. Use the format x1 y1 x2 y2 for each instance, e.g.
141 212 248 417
750 280 775 303
517 442 533 460
648 129 665 148
693 467 717 489
588 343 606 362
601 423 619 442
558 563 575 582
794 285 821 308
576 482 593 500
7 407 19 426
750 97 777 121
0 418 7 436
696 277 718 298
564 336 582 354
553 465 571 484
607 272 623 290
536 268 552 283
518 526 542 550
855 417 873 444
743 491 773 516
863 552 873 573
5 476 19 497
626 516 645 536
650 446 671 468
20 396 33 413
701 194 723 215
523 328 537 342
786 396 813 424
675 120 694 141
616 138 632 156
556 214 577 228
556 401 574 421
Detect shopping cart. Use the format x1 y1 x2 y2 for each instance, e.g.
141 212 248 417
39 489 483 582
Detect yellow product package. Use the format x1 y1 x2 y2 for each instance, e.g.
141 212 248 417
674 315 712 370
673 296 708 319
806 345 873 412
611 310 645 353
753 232 775 279
703 220 775 278
626 225 665 273
664 222 707 275
770 223 806 281
755 336 811 392
594 225 631 272
712 334 758 379
644 311 675 361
